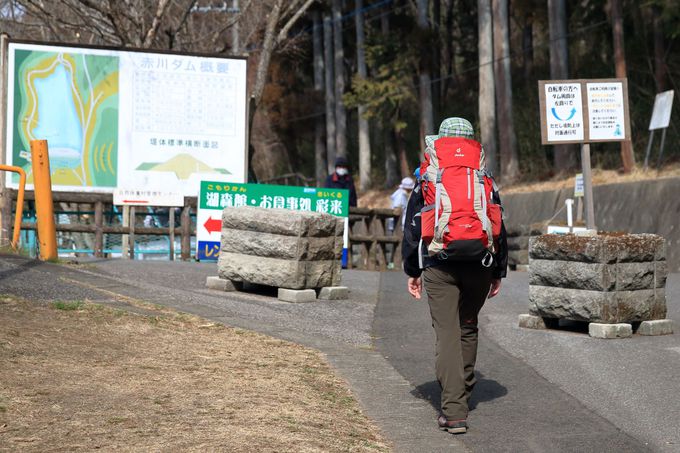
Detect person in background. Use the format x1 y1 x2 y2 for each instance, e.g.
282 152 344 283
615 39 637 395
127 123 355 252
324 156 357 207
390 176 415 229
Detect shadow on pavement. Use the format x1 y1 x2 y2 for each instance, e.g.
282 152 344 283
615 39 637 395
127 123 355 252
411 372 508 412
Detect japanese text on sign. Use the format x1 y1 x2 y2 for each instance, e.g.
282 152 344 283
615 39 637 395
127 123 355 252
544 83 585 142
586 82 626 141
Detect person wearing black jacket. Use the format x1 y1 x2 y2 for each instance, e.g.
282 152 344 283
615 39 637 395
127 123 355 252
324 156 357 207
401 125 508 435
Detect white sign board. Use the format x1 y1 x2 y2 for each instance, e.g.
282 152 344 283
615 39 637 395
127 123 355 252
574 173 584 198
5 41 248 195
113 188 183 207
543 82 585 142
649 90 674 130
586 82 627 141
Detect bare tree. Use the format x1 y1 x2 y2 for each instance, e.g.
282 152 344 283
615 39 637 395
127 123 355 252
492 0 519 183
416 0 435 141
611 0 635 172
355 0 371 191
313 10 326 186
332 0 347 158
548 0 576 172
323 12 337 174
652 6 667 92
478 0 497 175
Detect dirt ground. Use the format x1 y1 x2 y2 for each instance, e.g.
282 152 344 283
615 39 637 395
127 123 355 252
0 297 389 452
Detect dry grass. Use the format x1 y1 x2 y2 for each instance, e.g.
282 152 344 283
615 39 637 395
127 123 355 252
0 296 390 452
358 163 680 206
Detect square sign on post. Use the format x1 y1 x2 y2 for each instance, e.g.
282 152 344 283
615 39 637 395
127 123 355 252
196 182 349 261
541 82 585 143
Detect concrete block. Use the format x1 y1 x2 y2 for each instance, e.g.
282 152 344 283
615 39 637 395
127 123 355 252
518 314 547 329
637 319 674 336
318 286 349 300
588 322 632 339
655 260 668 288
616 290 656 322
205 276 239 291
278 288 317 303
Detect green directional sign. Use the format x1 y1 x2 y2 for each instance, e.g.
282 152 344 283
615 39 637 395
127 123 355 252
197 181 349 260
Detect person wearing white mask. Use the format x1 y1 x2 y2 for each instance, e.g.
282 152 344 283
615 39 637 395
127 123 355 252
324 156 357 207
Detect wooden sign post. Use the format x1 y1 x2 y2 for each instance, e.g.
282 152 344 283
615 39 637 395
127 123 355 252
539 78 631 231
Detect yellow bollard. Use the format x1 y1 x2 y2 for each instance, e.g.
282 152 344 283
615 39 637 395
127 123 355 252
30 140 57 261
0 164 26 249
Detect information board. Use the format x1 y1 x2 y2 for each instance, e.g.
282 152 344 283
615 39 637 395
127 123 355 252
196 181 349 261
648 90 674 131
5 41 248 195
539 78 630 144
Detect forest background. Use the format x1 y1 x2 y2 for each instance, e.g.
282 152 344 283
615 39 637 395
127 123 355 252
1 0 678 193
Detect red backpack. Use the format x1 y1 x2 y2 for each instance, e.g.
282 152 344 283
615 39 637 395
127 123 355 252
419 137 502 267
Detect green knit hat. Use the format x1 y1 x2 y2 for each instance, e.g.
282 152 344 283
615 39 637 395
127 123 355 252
438 117 475 139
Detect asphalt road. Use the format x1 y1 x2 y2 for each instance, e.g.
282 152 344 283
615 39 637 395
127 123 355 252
375 271 680 453
1 255 678 452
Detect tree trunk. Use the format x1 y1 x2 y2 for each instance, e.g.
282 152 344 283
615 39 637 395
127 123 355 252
493 0 519 183
313 11 326 186
355 0 372 191
395 126 410 179
443 0 455 99
332 0 347 158
548 0 576 172
478 0 498 175
232 0 240 54
323 13 337 174
431 0 441 119
522 13 534 82
611 0 635 172
417 0 435 141
653 6 667 92
381 10 399 188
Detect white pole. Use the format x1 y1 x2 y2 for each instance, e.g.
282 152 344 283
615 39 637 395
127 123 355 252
565 198 574 230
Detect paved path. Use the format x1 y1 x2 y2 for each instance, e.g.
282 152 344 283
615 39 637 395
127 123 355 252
1 255 678 452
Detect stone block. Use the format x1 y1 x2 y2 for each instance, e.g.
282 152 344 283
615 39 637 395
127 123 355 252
614 234 664 262
518 314 547 329
318 286 349 300
278 288 317 303
218 252 339 290
616 290 656 322
529 235 614 263
637 319 674 336
528 285 617 323
655 261 668 288
205 276 239 291
221 206 338 237
615 262 655 291
588 322 632 339
529 259 614 291
220 229 336 260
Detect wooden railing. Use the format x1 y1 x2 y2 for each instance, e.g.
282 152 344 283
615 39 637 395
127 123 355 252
8 190 196 260
348 207 403 271
2 189 405 269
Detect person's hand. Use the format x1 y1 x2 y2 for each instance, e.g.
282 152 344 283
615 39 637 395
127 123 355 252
408 277 422 299
488 278 502 299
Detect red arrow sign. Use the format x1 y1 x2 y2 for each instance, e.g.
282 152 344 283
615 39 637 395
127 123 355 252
203 217 222 234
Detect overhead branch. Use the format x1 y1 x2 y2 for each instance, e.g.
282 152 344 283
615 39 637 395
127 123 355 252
142 0 171 47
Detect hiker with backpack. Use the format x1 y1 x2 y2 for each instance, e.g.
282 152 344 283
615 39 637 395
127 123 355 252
402 117 508 435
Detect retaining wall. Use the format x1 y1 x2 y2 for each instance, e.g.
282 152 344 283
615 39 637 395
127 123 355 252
503 177 680 272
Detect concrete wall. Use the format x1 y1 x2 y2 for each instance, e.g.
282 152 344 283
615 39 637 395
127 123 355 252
503 177 680 272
